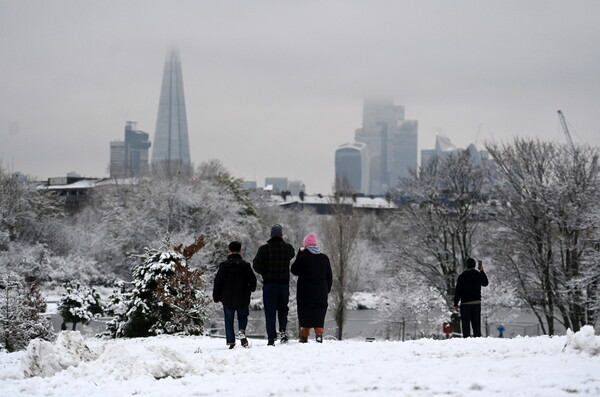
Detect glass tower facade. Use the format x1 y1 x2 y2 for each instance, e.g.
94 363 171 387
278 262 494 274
110 121 151 178
152 50 191 172
335 142 369 194
354 99 418 194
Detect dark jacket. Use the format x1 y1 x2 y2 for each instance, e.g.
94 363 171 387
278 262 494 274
453 268 489 306
291 249 333 328
252 236 295 284
213 254 257 309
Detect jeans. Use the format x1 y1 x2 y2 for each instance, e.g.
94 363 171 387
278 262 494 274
460 304 482 338
223 306 249 345
262 283 289 341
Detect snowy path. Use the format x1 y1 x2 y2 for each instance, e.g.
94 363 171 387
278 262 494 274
1 331 599 396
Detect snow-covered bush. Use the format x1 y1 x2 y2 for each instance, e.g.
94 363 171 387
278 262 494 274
0 275 54 351
110 235 210 338
348 292 383 310
379 268 451 338
47 255 109 286
58 282 103 330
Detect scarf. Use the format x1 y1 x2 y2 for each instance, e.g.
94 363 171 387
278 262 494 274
306 246 321 255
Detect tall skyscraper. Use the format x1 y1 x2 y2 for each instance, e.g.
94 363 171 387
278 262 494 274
335 142 369 193
110 121 151 178
152 50 191 172
354 99 418 194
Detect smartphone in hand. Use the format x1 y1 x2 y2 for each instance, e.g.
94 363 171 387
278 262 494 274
477 260 483 270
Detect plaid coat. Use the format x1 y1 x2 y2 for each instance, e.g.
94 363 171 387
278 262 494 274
252 236 295 284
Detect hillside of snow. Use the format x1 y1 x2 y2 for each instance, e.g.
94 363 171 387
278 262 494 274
1 327 599 396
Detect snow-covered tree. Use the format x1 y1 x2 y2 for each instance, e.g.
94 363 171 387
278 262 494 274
58 282 103 330
384 149 492 335
67 166 259 279
393 149 492 302
1 162 259 290
111 235 210 337
322 179 361 340
0 275 54 351
549 144 600 331
486 138 600 333
0 167 64 247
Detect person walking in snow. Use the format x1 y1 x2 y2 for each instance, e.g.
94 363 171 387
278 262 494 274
291 233 332 343
453 258 489 338
252 224 295 346
213 241 257 349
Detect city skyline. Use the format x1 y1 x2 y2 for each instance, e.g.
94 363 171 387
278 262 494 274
1 1 599 194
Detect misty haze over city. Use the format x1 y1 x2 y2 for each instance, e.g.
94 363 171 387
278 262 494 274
1 1 599 193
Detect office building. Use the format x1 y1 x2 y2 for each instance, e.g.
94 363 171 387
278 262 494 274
110 121 151 178
335 142 369 193
354 99 418 195
152 50 191 173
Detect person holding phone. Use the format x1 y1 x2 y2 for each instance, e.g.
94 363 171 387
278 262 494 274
453 258 489 337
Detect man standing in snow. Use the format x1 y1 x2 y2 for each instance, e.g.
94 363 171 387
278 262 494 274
213 241 257 349
252 224 295 346
453 258 489 337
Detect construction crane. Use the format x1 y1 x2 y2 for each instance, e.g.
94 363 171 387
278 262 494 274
557 110 575 149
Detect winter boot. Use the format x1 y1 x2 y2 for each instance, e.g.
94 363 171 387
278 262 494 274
315 334 323 343
299 335 308 343
228 343 235 349
267 339 275 346
279 331 288 344
239 331 249 348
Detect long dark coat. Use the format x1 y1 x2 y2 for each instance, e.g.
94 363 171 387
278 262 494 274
290 249 333 328
213 254 257 309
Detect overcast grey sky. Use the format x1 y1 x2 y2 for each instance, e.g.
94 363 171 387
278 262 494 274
1 0 599 194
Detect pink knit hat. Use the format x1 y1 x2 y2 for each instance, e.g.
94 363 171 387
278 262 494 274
303 233 318 247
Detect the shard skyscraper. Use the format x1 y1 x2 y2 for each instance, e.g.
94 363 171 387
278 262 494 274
151 50 191 173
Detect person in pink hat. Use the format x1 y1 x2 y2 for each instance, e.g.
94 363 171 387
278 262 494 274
290 233 333 343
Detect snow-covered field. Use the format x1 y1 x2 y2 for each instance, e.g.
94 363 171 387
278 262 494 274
1 327 599 396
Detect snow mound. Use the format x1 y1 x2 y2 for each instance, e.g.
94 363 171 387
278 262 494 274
564 325 600 355
91 343 193 380
21 332 193 381
22 331 97 377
